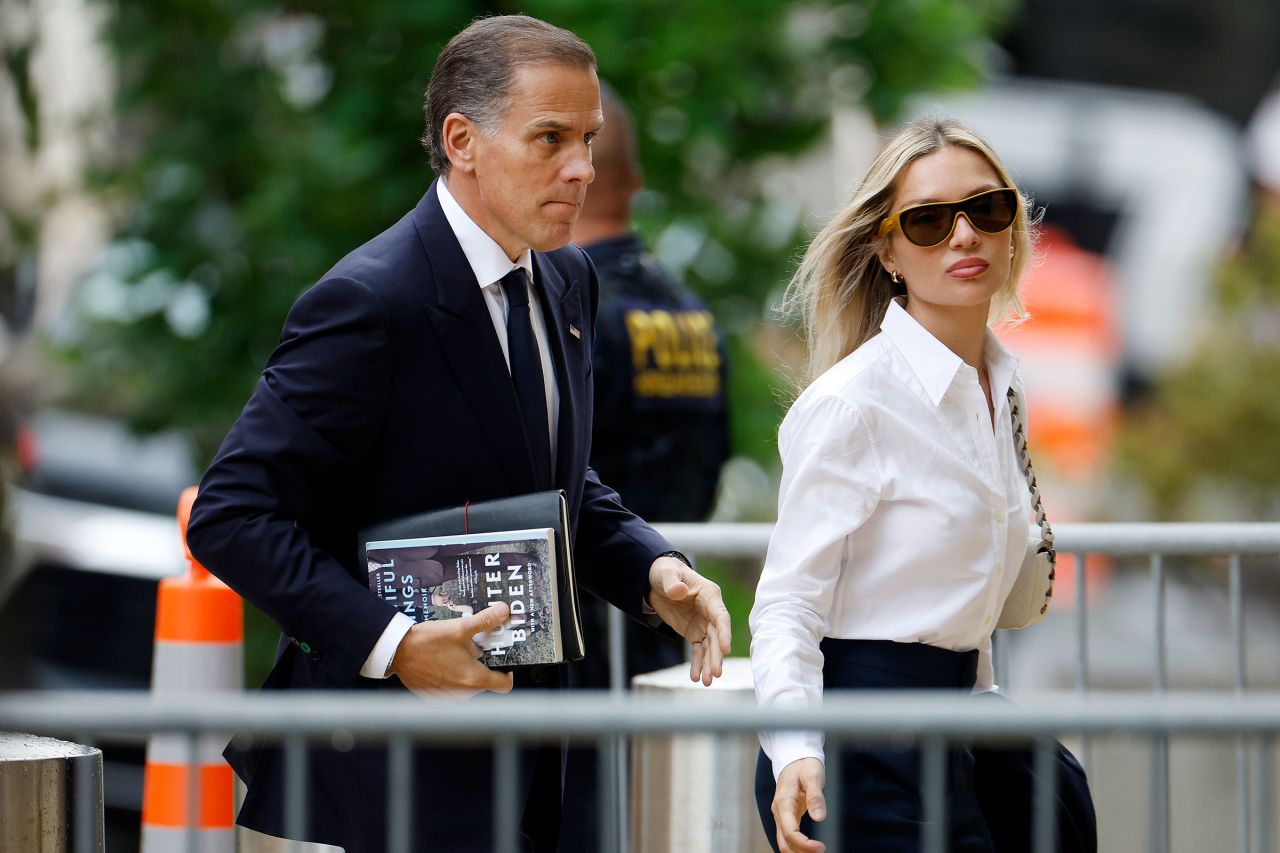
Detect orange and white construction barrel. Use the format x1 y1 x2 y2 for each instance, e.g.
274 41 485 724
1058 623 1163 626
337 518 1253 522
140 486 242 853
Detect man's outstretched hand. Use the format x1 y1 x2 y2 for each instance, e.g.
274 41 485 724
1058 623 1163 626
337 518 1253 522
647 555 733 686
390 602 515 699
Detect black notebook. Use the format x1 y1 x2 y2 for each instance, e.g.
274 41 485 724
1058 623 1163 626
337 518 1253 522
360 490 584 668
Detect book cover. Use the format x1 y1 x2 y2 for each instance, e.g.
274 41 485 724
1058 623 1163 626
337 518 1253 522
365 527 563 668
359 490 584 662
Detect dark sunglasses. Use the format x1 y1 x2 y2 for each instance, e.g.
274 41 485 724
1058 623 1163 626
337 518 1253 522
877 187 1018 247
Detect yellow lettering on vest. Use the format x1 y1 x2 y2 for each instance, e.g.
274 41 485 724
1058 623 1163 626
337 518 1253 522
626 310 655 370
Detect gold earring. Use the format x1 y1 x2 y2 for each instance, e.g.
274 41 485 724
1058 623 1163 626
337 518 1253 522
890 271 902 285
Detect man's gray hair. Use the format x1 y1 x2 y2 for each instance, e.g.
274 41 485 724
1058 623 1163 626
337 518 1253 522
423 15 597 175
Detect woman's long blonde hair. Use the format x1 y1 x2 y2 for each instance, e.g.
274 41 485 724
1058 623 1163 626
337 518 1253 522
780 119 1035 388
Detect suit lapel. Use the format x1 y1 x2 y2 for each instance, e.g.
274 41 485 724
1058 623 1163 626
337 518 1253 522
532 253 583 491
413 184 539 494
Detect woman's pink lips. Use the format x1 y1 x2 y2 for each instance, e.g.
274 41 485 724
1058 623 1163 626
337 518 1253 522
947 259 989 279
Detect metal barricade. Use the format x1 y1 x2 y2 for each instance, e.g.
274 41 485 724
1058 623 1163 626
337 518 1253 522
4 521 1279 851
657 521 1280 853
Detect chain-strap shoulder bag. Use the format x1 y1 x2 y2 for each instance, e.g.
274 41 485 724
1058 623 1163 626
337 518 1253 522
996 388 1056 630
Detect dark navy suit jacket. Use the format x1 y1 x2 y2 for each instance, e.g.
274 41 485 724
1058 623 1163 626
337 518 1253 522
186 182 674 852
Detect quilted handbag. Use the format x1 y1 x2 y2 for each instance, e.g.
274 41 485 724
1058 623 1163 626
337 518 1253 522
997 389 1056 630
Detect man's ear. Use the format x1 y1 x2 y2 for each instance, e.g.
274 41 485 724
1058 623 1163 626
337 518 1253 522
442 113 479 173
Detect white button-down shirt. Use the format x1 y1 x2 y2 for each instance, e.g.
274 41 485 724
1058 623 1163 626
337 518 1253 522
360 179 562 679
750 298 1033 779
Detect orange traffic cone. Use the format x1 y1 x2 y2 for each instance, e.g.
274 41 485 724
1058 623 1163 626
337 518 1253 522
140 486 242 852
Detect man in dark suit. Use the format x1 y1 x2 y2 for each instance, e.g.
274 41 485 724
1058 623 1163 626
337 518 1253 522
186 15 732 853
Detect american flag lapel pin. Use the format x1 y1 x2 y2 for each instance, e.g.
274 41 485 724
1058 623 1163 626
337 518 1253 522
569 324 581 339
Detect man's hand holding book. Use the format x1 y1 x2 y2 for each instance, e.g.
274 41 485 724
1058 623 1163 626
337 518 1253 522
390 601 516 699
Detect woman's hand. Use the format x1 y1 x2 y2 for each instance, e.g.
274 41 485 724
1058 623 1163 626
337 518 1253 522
772 756 827 853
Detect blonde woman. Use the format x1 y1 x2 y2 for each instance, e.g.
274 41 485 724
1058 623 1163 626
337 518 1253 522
750 120 1094 852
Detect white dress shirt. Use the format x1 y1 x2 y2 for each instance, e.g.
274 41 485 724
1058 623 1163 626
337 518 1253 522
750 298 1034 779
360 179 562 679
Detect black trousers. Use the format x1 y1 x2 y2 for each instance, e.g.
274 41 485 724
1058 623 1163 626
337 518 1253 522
754 639 1096 853
970 693 1097 853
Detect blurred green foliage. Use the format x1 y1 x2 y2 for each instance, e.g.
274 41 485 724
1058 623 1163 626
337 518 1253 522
60 0 1013 466
53 1 1012 670
1115 206 1280 519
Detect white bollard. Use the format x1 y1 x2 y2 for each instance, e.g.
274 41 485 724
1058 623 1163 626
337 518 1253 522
631 658 771 853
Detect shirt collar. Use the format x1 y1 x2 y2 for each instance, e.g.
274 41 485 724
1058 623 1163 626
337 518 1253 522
436 178 534 288
879 298 1019 407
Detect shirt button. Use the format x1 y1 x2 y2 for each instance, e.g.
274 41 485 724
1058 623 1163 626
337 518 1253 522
984 614 993 625
995 563 1004 574
995 512 1006 523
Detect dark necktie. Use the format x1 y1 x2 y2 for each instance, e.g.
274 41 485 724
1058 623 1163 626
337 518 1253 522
498 268 553 489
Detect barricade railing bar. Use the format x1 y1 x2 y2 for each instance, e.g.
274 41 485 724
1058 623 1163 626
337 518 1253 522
8 689 1280 737
655 521 1280 557
1 690 1278 853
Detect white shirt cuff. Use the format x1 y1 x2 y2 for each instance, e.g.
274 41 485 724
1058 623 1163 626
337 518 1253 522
764 731 825 781
640 594 663 625
360 612 415 679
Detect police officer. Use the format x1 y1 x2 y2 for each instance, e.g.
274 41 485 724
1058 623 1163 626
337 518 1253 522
561 83 731 848
574 84 729 530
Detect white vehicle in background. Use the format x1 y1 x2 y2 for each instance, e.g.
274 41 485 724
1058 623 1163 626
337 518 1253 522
3 408 192 686
1 408 193 851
